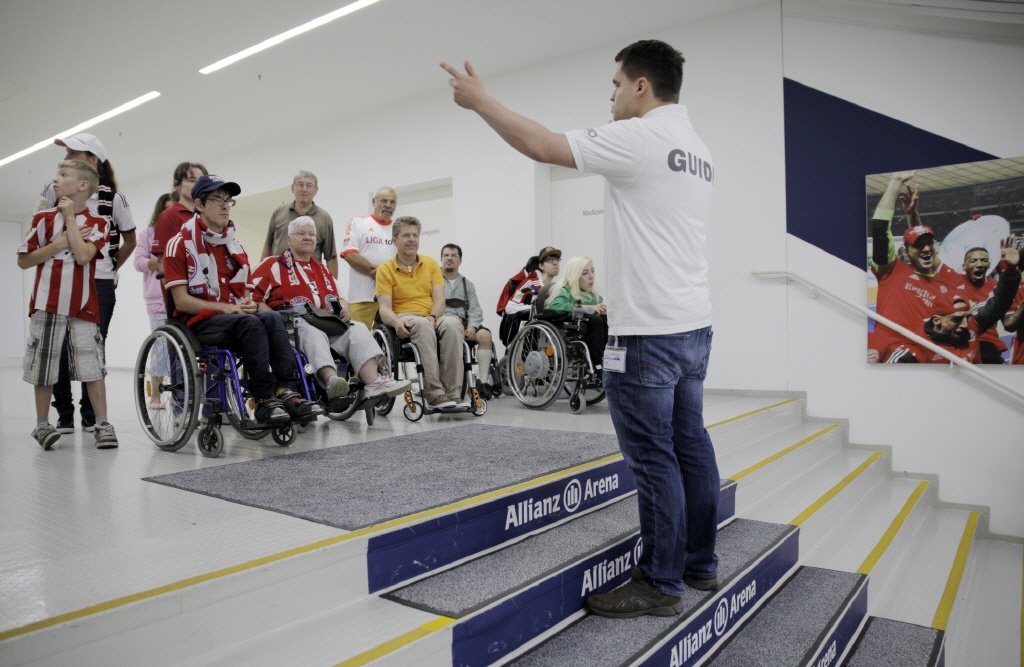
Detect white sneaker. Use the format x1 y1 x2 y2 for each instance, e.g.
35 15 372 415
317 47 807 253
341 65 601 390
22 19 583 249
94 422 119 449
364 377 411 399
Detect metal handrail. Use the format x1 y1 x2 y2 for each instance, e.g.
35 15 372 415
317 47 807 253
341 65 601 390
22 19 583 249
753 270 1024 405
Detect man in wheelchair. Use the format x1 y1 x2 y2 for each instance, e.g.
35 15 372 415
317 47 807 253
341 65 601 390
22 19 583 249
251 216 410 401
163 174 321 425
440 243 497 398
376 217 465 409
496 245 561 347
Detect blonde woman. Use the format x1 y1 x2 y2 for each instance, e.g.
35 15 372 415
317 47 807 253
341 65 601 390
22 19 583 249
545 256 608 374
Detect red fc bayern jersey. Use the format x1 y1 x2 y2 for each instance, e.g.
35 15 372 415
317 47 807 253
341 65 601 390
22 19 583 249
19 208 109 323
874 261 961 332
251 254 340 310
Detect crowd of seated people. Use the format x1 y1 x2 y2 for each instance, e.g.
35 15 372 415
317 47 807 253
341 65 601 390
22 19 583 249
19 134 620 450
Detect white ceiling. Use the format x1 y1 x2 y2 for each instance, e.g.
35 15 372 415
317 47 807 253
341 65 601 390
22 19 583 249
1 0 1021 222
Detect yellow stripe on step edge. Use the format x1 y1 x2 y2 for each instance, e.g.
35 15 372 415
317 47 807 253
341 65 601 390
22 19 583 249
706 398 798 429
0 454 621 643
333 617 456 667
790 452 882 527
857 481 929 575
932 511 979 632
729 425 839 482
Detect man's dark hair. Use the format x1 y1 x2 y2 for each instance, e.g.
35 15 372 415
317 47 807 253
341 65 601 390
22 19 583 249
173 161 209 188
964 246 989 260
615 40 684 103
441 243 462 258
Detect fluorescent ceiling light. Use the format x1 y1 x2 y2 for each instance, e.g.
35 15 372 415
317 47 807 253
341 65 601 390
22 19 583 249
200 0 381 74
0 91 161 169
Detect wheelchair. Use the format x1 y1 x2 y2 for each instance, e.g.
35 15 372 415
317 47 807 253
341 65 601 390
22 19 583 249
372 320 487 422
281 306 381 426
133 318 313 458
505 305 606 414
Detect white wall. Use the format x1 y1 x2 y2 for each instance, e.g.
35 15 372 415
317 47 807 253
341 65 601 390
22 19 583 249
3 221 25 366
780 9 1024 536
31 1 1023 535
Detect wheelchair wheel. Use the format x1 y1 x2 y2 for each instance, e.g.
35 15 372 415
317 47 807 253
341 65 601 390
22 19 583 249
364 404 376 425
372 326 399 416
403 397 424 422
472 392 487 417
569 392 585 415
223 372 272 440
272 424 296 446
564 357 606 408
508 321 567 409
196 424 225 458
134 327 200 451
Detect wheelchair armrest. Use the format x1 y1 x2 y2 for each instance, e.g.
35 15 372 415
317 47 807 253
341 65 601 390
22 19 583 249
536 308 571 323
572 305 595 318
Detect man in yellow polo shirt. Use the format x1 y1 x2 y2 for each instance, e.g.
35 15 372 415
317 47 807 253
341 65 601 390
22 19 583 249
376 216 465 409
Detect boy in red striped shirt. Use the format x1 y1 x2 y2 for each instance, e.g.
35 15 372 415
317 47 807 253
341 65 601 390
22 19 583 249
18 160 117 450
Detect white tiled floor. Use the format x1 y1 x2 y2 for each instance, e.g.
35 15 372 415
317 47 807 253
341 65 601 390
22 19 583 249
0 363 789 641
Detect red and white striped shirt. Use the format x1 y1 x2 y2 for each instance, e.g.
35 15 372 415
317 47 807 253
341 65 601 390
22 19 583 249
19 208 109 324
252 252 340 310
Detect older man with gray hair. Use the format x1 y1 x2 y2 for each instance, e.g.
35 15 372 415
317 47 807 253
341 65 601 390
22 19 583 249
261 170 338 277
252 216 410 400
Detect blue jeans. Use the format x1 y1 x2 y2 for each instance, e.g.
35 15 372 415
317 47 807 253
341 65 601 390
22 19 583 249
190 310 299 400
604 327 718 597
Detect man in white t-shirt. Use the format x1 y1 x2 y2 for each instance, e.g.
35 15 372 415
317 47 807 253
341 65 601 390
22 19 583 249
341 186 398 329
442 39 718 618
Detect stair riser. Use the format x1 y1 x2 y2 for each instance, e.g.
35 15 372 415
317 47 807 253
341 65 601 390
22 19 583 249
367 466 737 594
451 533 644 667
367 459 637 593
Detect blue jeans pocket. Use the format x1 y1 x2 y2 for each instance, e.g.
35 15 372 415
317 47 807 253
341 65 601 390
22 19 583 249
637 335 684 387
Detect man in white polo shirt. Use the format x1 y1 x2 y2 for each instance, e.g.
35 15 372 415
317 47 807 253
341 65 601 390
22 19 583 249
442 39 718 618
340 186 398 329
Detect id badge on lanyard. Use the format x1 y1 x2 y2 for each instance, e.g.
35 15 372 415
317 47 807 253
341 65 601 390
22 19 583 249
604 336 626 373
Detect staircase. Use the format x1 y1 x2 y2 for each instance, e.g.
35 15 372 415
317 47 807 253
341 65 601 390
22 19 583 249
2 393 1019 666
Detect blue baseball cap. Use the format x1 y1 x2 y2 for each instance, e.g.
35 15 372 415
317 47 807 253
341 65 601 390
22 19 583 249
192 174 241 201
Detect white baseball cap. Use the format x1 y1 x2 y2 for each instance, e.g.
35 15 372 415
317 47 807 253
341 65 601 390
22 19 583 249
55 133 107 162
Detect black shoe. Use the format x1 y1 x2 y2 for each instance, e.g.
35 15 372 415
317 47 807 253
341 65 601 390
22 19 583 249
254 397 289 424
81 414 96 433
587 574 682 618
478 383 493 400
56 415 75 434
278 390 321 419
684 573 719 591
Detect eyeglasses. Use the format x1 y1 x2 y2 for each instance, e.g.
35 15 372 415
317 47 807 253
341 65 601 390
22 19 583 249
289 231 317 238
293 182 316 190
207 196 236 207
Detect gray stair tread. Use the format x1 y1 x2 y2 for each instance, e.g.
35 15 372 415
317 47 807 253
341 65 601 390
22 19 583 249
706 566 862 666
389 496 640 617
843 617 942 667
509 519 793 667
